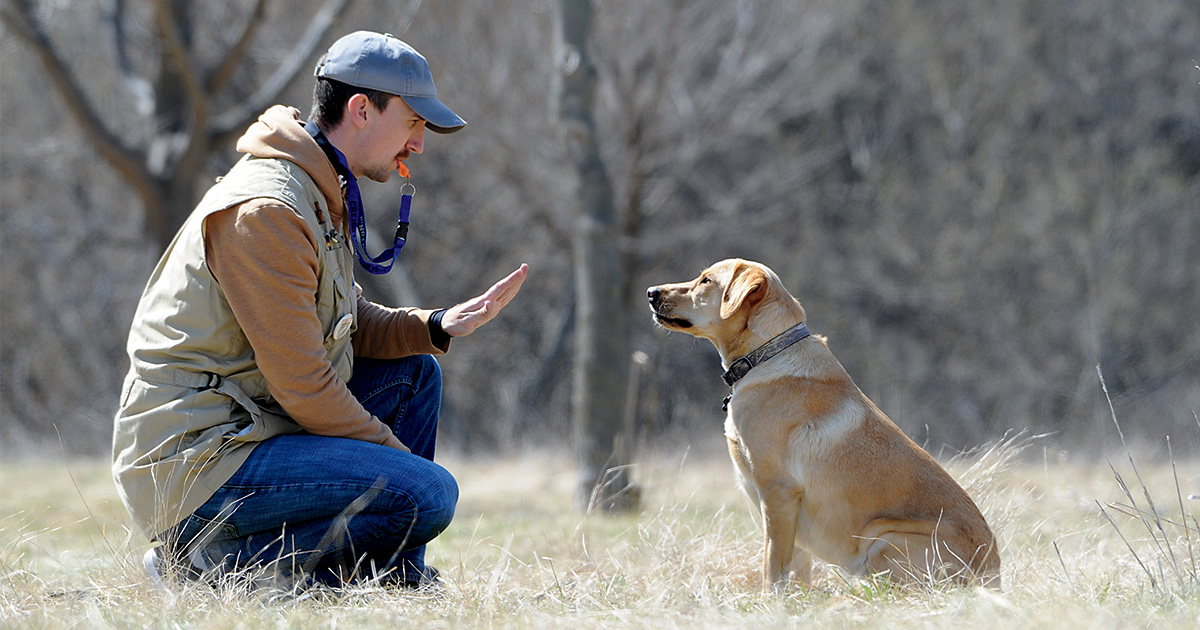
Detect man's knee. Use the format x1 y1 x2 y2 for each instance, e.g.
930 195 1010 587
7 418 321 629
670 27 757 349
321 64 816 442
413 354 442 391
423 463 458 531
390 463 457 545
388 354 442 399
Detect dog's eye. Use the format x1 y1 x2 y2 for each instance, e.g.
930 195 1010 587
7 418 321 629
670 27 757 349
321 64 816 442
699 276 711 285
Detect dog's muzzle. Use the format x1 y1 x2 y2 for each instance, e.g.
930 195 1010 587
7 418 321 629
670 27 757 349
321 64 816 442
647 287 693 328
647 287 665 309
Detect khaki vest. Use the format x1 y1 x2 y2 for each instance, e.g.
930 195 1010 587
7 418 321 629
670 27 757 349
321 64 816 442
112 155 357 539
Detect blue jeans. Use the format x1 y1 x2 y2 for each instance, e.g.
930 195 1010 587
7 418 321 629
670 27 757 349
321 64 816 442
166 355 456 586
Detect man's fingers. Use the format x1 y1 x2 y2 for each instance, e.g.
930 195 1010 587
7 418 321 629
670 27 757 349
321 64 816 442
478 265 527 310
441 265 528 337
488 265 528 301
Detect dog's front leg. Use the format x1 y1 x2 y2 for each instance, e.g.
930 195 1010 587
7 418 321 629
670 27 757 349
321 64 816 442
759 483 803 593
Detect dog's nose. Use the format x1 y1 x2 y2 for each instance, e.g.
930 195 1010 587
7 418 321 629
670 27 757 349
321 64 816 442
647 287 661 306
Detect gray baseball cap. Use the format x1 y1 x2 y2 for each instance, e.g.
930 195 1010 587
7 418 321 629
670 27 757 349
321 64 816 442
315 31 466 134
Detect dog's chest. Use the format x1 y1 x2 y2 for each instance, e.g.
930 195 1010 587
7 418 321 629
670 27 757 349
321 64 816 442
724 379 864 491
723 414 748 462
723 414 758 499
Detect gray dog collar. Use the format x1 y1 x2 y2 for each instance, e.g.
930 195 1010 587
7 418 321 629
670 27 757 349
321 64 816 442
721 322 811 411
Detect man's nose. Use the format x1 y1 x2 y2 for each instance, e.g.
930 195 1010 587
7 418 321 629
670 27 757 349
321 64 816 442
408 126 425 154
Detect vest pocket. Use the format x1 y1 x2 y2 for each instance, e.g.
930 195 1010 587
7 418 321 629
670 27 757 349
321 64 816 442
322 265 356 384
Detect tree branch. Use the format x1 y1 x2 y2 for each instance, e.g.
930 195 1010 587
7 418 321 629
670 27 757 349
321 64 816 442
211 0 355 136
149 0 212 184
108 0 153 115
205 0 269 94
150 0 206 104
1 0 155 199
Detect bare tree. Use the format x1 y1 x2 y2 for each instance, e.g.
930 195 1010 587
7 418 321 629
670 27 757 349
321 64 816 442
557 0 639 512
1 0 355 249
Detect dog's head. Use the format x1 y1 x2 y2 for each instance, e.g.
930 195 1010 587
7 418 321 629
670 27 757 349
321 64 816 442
647 259 805 358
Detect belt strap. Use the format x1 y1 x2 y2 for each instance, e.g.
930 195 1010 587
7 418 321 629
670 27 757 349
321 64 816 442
135 367 267 418
137 367 222 389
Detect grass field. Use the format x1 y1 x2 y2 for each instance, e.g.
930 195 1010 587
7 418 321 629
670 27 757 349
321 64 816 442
3 432 1200 629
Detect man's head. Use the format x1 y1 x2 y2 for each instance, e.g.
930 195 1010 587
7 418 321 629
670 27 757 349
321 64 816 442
311 32 465 182
314 31 465 133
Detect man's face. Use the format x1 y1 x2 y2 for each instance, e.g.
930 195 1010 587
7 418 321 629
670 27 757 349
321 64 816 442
358 95 426 183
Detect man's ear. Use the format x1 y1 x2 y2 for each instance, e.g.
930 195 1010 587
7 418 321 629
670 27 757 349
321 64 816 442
346 93 371 129
720 263 767 319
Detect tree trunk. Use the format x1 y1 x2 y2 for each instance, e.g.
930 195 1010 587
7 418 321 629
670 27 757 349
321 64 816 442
558 0 640 512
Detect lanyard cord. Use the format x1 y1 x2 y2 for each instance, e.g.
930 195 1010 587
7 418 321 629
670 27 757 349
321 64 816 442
305 121 411 275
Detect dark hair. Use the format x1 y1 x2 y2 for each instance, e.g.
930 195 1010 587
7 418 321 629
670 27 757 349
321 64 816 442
311 62 396 131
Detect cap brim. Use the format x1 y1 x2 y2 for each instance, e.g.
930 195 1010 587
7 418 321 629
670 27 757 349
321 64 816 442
402 95 466 134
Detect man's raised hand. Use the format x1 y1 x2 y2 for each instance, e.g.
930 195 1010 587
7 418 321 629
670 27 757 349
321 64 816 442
440 264 529 337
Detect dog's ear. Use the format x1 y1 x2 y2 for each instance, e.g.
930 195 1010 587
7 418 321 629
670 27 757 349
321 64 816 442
720 263 768 319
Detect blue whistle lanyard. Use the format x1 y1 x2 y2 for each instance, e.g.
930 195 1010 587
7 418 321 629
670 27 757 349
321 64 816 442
335 153 412 276
306 119 411 275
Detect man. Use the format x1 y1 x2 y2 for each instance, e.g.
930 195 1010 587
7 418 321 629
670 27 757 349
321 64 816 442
112 31 527 589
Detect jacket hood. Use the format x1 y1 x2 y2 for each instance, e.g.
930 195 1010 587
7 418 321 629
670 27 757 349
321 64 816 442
236 105 344 219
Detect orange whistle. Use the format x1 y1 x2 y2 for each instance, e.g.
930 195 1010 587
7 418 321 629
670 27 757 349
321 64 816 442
397 160 410 179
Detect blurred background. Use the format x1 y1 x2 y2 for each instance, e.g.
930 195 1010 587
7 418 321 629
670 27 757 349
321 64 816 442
1 0 1198 463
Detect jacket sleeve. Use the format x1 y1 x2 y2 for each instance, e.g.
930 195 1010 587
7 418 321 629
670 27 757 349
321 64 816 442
352 297 450 358
204 199 405 450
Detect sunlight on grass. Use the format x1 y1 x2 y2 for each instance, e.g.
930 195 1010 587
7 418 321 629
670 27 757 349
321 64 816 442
4 432 1200 628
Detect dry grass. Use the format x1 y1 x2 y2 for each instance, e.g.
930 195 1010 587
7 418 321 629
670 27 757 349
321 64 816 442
4 431 1200 629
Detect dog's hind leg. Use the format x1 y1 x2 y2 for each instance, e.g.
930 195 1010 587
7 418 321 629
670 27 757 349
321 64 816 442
856 518 946 584
862 531 935 584
859 516 1002 588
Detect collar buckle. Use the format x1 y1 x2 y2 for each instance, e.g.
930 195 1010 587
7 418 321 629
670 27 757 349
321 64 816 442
722 357 754 387
719 322 812 390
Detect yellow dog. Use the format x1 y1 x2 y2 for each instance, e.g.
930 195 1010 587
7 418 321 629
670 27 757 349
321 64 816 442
648 259 1000 592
